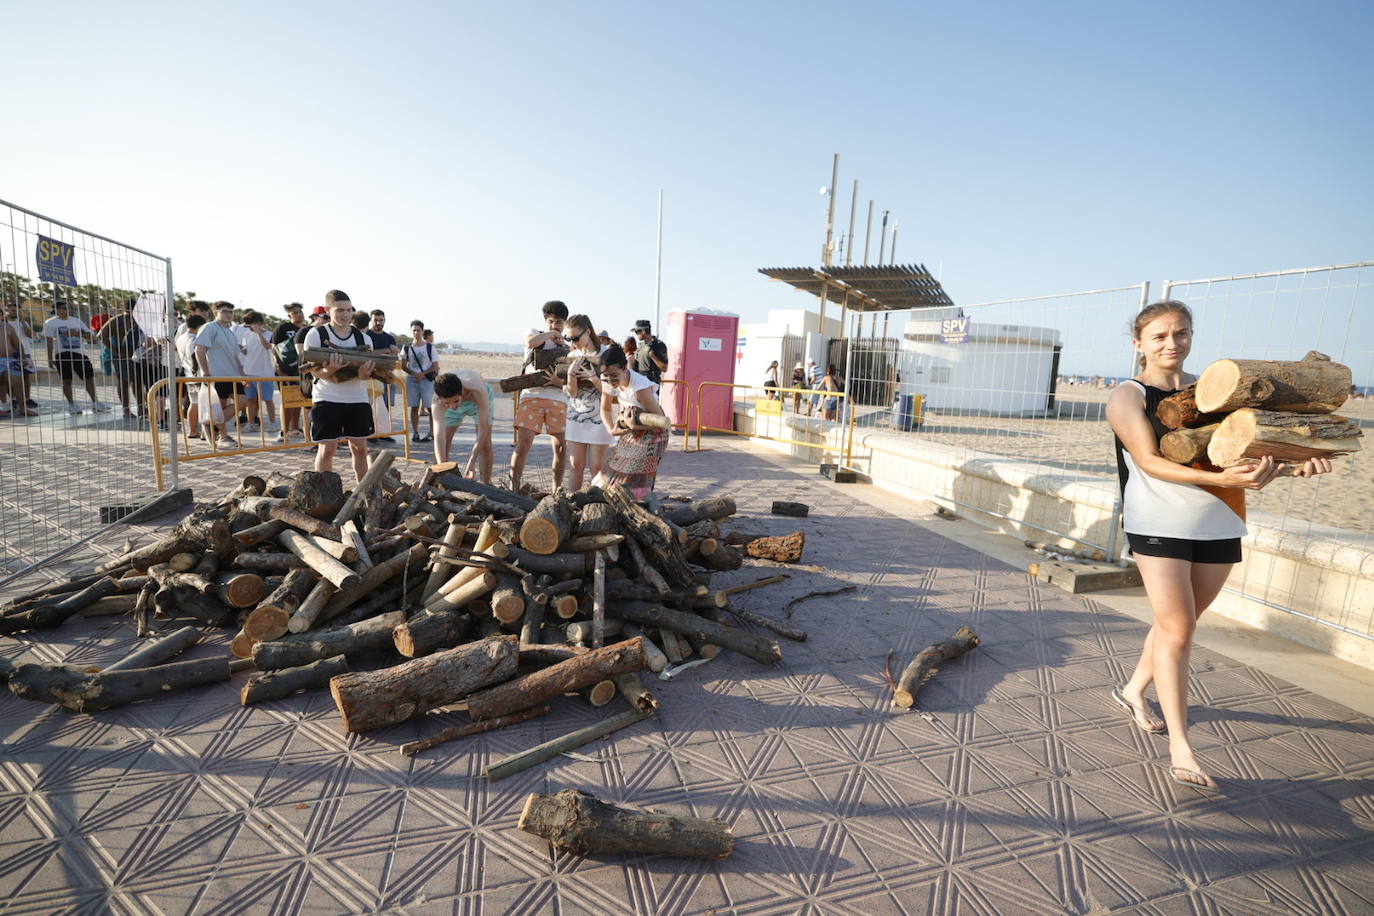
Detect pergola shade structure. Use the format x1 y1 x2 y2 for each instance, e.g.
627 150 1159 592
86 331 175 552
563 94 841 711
758 263 953 314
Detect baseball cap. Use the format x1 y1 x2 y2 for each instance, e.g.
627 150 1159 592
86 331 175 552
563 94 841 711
312 306 329 316
633 319 652 331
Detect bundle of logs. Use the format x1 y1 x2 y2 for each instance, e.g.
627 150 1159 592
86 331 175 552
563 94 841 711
298 347 401 385
499 345 599 394
0 457 811 787
1155 352 1362 471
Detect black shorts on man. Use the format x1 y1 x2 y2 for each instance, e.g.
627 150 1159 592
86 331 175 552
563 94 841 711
311 401 374 442
56 351 94 380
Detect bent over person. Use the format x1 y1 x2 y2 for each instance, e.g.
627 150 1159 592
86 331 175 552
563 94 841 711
304 290 375 482
1106 299 1332 792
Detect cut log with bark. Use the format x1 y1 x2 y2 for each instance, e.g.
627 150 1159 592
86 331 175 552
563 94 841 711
153 585 234 628
518 789 733 859
614 672 659 713
251 568 314 624
286 579 337 634
102 625 201 672
425 569 498 615
723 606 808 642
241 655 349 706
490 572 528 624
299 347 400 383
77 594 141 617
0 576 121 634
277 529 361 591
743 531 805 563
230 551 303 571
252 610 406 670
566 618 623 646
620 623 667 673
268 504 343 540
215 572 265 609
486 708 651 781
891 626 981 708
400 705 551 757
287 470 346 519
331 452 396 526
617 601 782 665
99 510 232 573
505 547 588 577
1156 386 1227 430
435 472 539 512
581 679 617 707
1160 424 1222 465
520 493 575 556
465 636 647 721
330 635 520 733
696 540 744 571
575 502 616 537
316 541 428 624
665 497 736 527
7 657 233 712
423 518 467 601
1194 353 1352 414
770 500 809 518
603 485 696 589
1206 408 1362 467
393 608 473 657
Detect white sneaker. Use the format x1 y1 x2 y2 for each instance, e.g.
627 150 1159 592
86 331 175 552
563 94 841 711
217 435 237 447
272 431 285 443
243 422 260 432
91 402 112 412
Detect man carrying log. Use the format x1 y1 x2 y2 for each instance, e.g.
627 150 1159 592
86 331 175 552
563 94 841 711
511 300 569 491
303 290 375 483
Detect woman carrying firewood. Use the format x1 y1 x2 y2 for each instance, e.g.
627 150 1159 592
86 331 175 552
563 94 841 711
431 369 495 482
1106 300 1331 792
562 313 613 490
593 345 668 499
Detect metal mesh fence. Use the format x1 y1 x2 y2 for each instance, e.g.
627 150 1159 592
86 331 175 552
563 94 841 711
1165 262 1374 636
1 199 175 582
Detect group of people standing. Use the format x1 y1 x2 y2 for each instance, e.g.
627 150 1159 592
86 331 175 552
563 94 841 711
762 357 844 419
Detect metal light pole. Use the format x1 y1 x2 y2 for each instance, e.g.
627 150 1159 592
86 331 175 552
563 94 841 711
822 154 839 267
845 180 858 267
654 190 663 330
862 201 874 266
877 210 890 264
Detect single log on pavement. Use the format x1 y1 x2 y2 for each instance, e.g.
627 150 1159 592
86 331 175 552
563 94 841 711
154 585 235 628
617 601 781 665
287 470 346 519
665 497 737 527
1195 353 1352 415
400 705 550 757
278 529 361 591
241 654 349 705
893 626 981 708
0 576 121 634
603 485 695 589
518 788 733 859
393 607 473 657
520 493 575 556
1160 424 1221 465
770 501 809 518
216 572 265 609
331 635 520 733
465 636 647 721
7 657 233 712
1156 386 1226 430
486 708 651 781
1207 408 1362 467
743 531 805 563
102 625 201 671
253 610 406 670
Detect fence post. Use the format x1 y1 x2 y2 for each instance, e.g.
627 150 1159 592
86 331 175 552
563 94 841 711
164 257 179 492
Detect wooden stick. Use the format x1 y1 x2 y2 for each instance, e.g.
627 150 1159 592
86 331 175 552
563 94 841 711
720 574 788 596
424 517 467 601
332 451 396 526
102 625 201 672
240 654 349 705
592 550 607 648
621 623 668 673
892 626 980 709
485 708 651 780
287 579 338 634
400 705 552 757
617 601 781 665
340 520 373 570
723 606 808 642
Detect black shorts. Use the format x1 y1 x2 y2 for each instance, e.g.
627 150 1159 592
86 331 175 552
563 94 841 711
1127 534 1242 564
311 400 374 442
212 381 244 400
55 351 93 380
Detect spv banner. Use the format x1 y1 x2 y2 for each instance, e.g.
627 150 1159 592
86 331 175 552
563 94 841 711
36 235 77 286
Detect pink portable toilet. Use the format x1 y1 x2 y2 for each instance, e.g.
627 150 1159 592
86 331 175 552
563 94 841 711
663 308 739 433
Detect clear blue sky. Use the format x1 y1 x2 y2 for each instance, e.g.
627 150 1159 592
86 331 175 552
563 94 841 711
3 1 1371 367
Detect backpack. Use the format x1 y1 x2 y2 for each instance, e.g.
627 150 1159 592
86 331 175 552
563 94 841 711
404 342 437 380
300 325 366 397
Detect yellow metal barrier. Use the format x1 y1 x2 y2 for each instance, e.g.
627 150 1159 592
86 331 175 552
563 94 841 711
150 375 412 489
693 381 856 467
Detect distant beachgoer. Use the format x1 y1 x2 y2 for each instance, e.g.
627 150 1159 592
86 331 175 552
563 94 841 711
1106 299 1332 792
818 363 841 420
402 320 440 442
790 362 807 412
594 344 668 499
763 360 780 399
43 300 110 415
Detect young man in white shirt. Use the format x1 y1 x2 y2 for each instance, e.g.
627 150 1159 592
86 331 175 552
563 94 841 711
42 300 110 414
402 320 440 443
238 310 278 433
194 301 246 445
511 300 569 491
305 290 375 483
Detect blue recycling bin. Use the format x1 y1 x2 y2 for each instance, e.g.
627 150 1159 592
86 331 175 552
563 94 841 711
892 393 925 431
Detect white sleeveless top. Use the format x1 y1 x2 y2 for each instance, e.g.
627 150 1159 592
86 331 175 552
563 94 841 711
1115 380 1247 540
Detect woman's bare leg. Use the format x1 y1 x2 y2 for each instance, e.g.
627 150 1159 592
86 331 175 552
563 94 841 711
567 441 588 490
586 442 608 481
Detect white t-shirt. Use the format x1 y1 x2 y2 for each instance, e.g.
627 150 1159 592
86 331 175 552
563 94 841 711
195 321 243 378
43 316 90 353
176 331 199 375
8 319 33 356
240 328 275 377
401 340 438 376
305 325 371 404
613 369 657 409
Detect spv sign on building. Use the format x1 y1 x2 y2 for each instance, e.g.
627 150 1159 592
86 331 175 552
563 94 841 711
36 235 77 286
940 316 969 344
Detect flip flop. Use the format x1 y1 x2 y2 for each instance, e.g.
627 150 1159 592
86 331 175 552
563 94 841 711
1111 686 1166 733
1170 766 1221 793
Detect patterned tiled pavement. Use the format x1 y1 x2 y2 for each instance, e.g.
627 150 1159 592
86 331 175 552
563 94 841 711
2 437 1373 914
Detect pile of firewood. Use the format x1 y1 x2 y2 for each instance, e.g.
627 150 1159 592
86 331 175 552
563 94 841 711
0 455 811 781
1157 351 1362 470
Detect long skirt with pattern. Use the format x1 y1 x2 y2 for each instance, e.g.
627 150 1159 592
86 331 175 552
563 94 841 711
594 428 669 500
